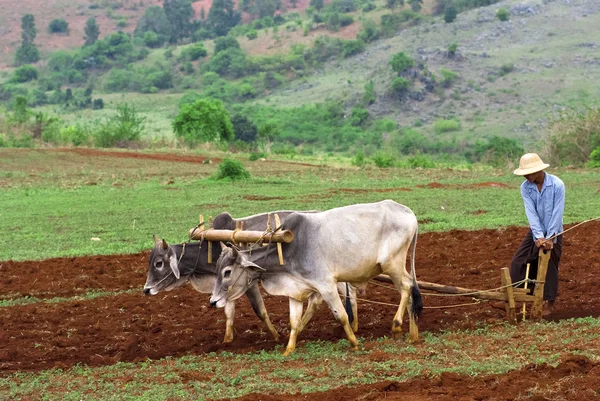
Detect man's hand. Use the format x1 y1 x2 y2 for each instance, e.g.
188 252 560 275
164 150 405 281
536 238 553 250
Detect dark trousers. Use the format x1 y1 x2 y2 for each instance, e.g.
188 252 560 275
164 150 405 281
509 231 563 301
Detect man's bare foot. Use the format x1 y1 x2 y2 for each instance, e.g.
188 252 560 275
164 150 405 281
542 300 555 317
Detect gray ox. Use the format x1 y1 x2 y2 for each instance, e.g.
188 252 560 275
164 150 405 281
143 211 358 343
209 200 423 355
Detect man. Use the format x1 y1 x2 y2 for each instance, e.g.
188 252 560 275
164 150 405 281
506 153 565 316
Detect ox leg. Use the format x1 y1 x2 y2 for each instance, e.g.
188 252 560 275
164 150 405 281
297 293 323 334
245 283 279 341
319 286 359 350
223 301 235 343
386 270 412 341
346 284 359 333
283 298 304 356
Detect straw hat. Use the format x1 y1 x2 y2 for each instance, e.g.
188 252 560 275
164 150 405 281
513 153 550 176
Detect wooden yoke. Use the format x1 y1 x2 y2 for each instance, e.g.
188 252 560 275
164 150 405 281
531 249 551 320
273 213 284 265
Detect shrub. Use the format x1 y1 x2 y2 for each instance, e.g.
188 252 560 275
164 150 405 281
231 114 258 142
439 68 459 87
373 152 396 167
172 98 234 145
545 107 600 166
143 31 165 48
179 43 207 61
342 39 365 58
48 19 69 34
444 6 457 23
214 158 251 180
92 98 105 109
93 103 145 147
390 52 414 74
496 8 509 21
357 19 380 43
589 147 600 168
407 154 435 168
499 63 514 76
247 30 258 40
214 36 241 54
391 77 411 98
362 80 376 106
249 152 266 161
350 107 369 126
380 13 402 37
469 136 523 167
448 42 458 56
351 150 366 167
433 118 460 134
12 65 39 83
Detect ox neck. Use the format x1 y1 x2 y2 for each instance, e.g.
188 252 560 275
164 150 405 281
171 242 217 276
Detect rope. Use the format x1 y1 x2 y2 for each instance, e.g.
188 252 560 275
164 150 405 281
546 217 600 241
349 295 482 309
369 277 533 297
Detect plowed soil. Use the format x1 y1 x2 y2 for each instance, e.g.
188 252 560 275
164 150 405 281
2 222 600 399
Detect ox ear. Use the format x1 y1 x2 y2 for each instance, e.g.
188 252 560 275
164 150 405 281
168 253 180 279
241 259 266 272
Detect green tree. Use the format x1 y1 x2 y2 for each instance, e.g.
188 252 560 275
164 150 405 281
163 0 195 42
135 6 173 39
231 114 258 142
391 77 411 98
390 52 414 74
408 0 423 12
172 98 234 145
12 65 38 83
84 17 100 46
386 0 404 10
444 6 457 23
214 36 241 54
48 19 69 34
21 14 37 45
310 0 324 12
14 14 40 65
201 6 206 19
208 0 241 37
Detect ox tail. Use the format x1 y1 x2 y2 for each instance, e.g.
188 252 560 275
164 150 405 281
344 283 355 326
410 226 423 319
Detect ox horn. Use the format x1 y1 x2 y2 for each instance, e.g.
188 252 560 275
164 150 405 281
161 239 169 250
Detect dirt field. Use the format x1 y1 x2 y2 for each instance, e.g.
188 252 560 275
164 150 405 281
2 221 600 399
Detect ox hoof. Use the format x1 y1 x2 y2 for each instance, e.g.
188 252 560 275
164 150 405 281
283 350 294 357
222 338 233 344
392 331 403 341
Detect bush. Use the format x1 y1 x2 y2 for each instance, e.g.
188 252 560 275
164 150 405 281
469 136 523 167
350 107 369 126
390 52 414 74
407 154 435 168
143 31 166 48
12 65 39 83
589 147 600 168
380 13 402 37
48 19 69 34
357 19 381 43
93 103 145 147
341 39 365 58
439 68 459 87
14 44 40 65
496 8 509 21
214 36 241 54
247 30 258 40
231 114 258 142
391 77 411 99
545 107 600 166
214 158 251 180
179 43 208 61
373 152 396 168
499 63 514 76
363 80 376 106
444 6 457 23
173 98 234 145
92 98 105 109
249 152 266 161
351 150 366 167
448 42 458 56
433 118 460 134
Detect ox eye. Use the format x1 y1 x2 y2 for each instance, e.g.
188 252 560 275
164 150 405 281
155 261 164 269
223 270 231 279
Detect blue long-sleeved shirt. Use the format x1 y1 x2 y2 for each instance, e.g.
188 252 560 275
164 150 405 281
520 172 565 241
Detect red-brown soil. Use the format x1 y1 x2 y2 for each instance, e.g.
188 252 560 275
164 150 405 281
2 221 600 378
232 355 600 401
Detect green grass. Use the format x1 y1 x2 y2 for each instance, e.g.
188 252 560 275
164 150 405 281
0 289 136 307
2 317 599 400
1 149 599 261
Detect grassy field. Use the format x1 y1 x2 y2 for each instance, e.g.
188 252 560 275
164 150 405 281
1 148 599 261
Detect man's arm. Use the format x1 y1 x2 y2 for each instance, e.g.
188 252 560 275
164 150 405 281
546 182 565 241
521 184 545 240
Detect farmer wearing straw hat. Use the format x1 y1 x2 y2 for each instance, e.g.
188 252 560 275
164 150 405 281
510 153 565 316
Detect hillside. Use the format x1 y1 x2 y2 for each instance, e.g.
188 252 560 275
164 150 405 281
263 0 600 150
